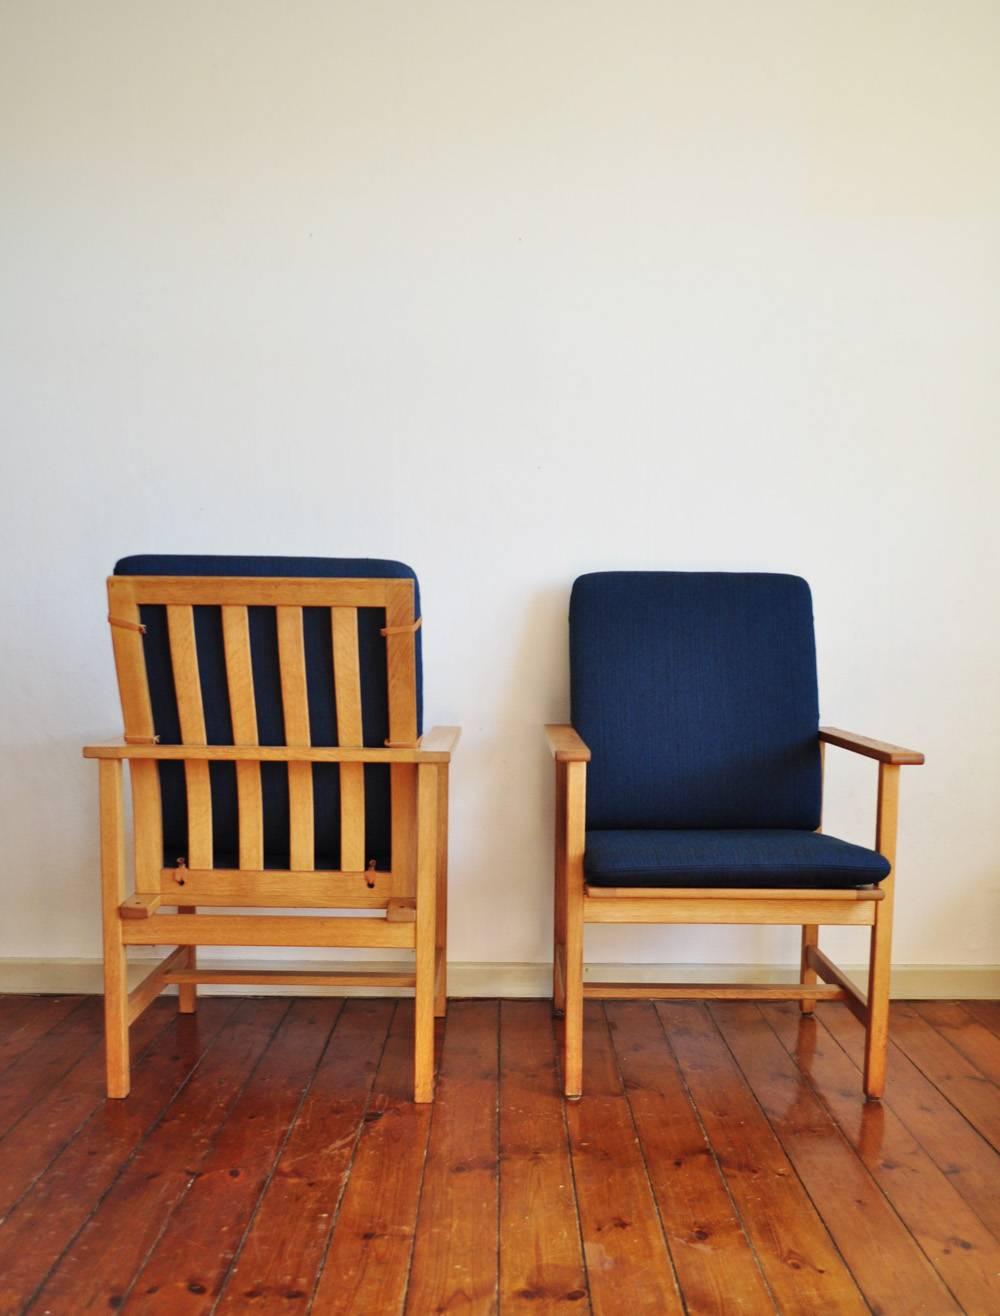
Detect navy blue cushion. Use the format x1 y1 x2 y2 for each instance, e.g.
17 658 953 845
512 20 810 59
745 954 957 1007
114 555 422 871
584 829 890 889
570 572 821 830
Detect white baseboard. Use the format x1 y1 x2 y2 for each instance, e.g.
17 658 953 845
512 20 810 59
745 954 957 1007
0 958 997 999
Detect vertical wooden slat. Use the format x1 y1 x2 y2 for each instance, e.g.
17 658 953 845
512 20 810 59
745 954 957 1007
166 606 213 870
276 606 314 872
385 580 418 897
331 607 365 872
222 606 264 869
106 578 162 894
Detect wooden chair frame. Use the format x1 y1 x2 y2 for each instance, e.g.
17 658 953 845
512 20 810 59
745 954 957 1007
85 574 458 1103
546 723 924 1101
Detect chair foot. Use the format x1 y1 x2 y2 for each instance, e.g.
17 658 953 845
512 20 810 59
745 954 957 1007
565 1091 582 1103
552 1006 565 1018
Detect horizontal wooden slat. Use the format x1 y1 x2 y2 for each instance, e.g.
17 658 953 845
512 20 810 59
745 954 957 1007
159 868 393 908
163 968 416 988
585 885 884 901
121 913 416 948
807 944 870 1024
583 982 848 1001
114 576 391 608
583 897 877 926
84 743 452 763
127 948 188 1022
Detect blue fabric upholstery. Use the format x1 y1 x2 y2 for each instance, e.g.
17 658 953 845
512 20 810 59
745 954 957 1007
570 572 822 830
584 830 890 889
114 555 422 871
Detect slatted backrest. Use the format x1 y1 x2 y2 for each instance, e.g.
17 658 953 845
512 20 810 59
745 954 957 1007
108 557 422 884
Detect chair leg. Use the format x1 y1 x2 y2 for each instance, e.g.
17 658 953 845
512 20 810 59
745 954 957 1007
434 765 449 1019
553 763 567 1016
414 765 438 1103
864 899 893 1099
177 909 198 1014
865 763 899 1100
99 760 130 1098
562 761 586 1099
800 924 819 1014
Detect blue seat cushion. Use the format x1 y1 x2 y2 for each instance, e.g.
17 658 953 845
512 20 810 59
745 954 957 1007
584 829 890 889
570 573 822 830
114 555 421 871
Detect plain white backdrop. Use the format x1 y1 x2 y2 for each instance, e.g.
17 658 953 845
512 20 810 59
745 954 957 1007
2 1 998 978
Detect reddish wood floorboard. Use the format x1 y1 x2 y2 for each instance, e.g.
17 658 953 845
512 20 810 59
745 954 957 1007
27 998 288 1315
607 1001 775 1316
710 1002 962 1315
0 998 238 1316
0 999 174 1221
309 1003 433 1316
914 1000 1000 1085
566 1003 684 1316
403 1000 500 1314
0 997 86 1074
124 998 343 1314
1 995 998 1316
888 1003 1000 1150
0 998 104 1141
657 1002 867 1316
214 998 394 1315
498 1000 589 1315
818 1001 1000 1240
762 1002 1000 1315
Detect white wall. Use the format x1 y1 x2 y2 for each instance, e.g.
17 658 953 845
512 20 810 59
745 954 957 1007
2 0 998 975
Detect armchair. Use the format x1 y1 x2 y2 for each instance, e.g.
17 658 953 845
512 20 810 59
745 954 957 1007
547 572 922 1100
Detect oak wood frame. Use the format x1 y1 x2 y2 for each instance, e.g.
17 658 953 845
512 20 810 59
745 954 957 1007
87 574 458 1103
547 722 923 1101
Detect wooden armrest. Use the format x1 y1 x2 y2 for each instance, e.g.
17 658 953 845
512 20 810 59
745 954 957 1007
84 741 453 764
418 725 461 756
544 724 592 763
820 726 924 766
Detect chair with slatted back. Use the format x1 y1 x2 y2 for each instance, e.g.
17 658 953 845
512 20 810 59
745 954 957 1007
546 572 924 1100
84 556 458 1102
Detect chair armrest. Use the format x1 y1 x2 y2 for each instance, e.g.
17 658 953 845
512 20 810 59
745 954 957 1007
83 741 453 764
418 725 461 756
819 727 924 766
545 724 592 762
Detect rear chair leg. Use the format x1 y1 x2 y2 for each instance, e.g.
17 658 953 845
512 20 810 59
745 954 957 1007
800 924 819 1014
177 908 198 1014
100 760 130 1098
434 764 449 1019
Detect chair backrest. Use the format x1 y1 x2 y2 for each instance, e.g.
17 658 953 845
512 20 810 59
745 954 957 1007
108 555 422 875
569 572 821 830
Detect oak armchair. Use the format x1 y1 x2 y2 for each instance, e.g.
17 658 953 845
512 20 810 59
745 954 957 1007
85 556 457 1103
547 572 923 1100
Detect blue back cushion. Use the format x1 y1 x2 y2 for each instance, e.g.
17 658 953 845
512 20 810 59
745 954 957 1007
570 572 821 829
115 555 422 870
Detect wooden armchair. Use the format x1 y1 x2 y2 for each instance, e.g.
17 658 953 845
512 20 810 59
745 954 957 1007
547 572 923 1100
84 556 457 1103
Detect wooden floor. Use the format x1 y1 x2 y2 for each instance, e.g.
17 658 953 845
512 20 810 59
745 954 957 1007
0 996 998 1315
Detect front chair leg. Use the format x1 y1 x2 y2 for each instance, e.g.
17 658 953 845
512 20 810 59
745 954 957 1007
864 764 899 1099
562 761 586 1099
414 765 438 1102
100 760 130 1098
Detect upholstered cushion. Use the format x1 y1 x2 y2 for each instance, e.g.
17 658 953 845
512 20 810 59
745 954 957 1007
114 555 422 870
584 829 890 889
570 572 822 830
